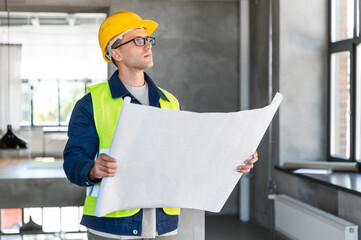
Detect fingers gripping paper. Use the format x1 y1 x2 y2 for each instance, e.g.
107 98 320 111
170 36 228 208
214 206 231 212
94 93 283 217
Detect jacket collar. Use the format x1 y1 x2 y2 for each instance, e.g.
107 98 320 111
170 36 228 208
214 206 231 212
108 70 170 106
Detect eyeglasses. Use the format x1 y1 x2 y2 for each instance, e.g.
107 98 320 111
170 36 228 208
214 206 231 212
113 37 156 49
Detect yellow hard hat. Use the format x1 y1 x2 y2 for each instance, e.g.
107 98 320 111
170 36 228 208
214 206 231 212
98 11 158 63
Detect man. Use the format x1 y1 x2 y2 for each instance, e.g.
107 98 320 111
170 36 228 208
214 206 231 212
63 10 258 240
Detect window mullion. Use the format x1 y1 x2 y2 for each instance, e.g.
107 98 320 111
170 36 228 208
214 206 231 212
57 79 61 127
359 0 361 36
350 43 357 161
356 43 361 161
30 85 34 127
354 0 358 37
330 39 356 52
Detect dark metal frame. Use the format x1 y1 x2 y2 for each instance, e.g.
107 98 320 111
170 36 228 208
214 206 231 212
328 0 361 162
22 79 91 128
113 36 156 49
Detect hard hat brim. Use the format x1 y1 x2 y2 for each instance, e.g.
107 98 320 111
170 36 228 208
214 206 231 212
102 19 158 63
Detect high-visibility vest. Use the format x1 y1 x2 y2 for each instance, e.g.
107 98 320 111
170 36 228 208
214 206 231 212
83 81 181 218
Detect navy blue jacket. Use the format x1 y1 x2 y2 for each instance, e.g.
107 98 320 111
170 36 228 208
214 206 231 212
63 71 179 236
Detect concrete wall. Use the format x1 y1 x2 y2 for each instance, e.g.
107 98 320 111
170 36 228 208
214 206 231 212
249 0 274 229
275 171 338 217
275 0 328 216
109 0 240 113
278 0 328 165
249 0 328 228
109 0 241 215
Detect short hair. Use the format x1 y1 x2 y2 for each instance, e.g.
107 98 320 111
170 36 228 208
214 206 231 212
106 27 145 67
109 38 123 67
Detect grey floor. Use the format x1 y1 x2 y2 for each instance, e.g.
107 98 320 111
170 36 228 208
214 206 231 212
0 216 279 240
205 216 282 240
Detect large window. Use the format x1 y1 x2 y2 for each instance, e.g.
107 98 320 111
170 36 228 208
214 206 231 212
21 78 93 126
329 0 361 162
0 12 107 127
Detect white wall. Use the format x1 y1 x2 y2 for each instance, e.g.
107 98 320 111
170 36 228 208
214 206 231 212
0 44 22 132
0 22 107 80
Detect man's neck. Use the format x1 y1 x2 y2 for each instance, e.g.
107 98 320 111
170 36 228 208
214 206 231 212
117 69 145 87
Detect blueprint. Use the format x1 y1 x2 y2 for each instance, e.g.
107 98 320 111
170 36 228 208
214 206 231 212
93 93 283 217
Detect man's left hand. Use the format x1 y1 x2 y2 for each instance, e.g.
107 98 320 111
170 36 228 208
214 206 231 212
237 151 258 173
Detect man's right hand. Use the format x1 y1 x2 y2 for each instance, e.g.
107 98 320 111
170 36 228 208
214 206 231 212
88 153 117 181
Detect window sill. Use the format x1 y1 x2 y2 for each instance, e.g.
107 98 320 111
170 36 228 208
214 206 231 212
275 166 361 197
19 126 68 132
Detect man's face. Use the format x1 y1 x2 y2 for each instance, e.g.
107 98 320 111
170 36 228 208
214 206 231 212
113 28 154 71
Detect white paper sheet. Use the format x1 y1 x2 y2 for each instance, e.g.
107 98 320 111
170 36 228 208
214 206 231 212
293 168 332 175
94 93 283 217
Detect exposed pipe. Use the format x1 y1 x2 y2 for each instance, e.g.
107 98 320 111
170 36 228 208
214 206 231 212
239 0 251 222
267 0 276 238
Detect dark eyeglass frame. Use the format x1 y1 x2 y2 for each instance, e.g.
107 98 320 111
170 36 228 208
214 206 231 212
113 37 156 49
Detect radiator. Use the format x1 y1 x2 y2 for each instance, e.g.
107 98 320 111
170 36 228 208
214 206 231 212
274 194 358 240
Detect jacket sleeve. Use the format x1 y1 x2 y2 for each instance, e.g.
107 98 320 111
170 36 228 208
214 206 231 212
63 93 101 187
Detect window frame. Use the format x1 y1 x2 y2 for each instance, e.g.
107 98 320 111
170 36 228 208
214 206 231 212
328 0 361 162
21 78 92 128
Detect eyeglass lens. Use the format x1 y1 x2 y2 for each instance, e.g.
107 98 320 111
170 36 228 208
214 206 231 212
134 37 155 46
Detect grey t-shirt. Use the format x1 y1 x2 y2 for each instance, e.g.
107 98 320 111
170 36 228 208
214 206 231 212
123 81 149 106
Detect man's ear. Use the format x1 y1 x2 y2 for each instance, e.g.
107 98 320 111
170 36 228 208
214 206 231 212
110 49 123 62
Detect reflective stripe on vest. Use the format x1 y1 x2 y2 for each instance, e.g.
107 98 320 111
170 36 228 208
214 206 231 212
83 81 180 217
